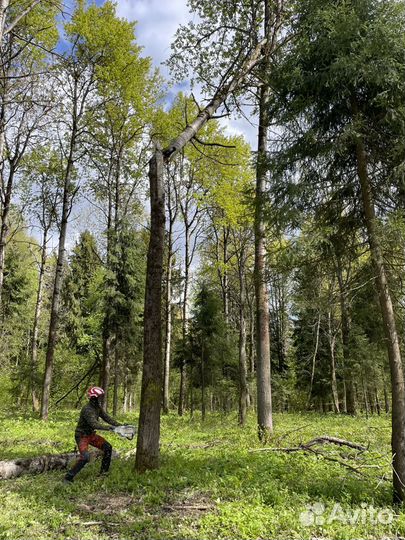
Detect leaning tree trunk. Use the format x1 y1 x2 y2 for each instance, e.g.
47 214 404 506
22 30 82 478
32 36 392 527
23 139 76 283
354 119 405 503
135 148 165 472
41 136 76 420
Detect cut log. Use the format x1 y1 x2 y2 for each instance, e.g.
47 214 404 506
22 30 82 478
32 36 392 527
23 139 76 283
0 452 77 480
0 449 119 480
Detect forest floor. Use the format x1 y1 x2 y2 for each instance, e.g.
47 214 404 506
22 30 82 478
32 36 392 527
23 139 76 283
0 410 403 540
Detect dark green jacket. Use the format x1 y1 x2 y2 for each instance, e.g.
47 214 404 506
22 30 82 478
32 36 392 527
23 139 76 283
75 400 120 437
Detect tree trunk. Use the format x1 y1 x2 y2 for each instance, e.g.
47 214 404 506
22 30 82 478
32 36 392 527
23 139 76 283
384 385 390 414
112 347 119 416
238 247 248 426
327 310 340 414
135 148 165 472
374 387 381 416
0 165 14 307
201 340 206 421
41 133 76 420
163 231 174 414
342 379 347 414
353 119 405 503
336 260 356 415
362 377 370 417
30 226 48 412
0 453 78 480
99 161 115 408
307 313 321 408
254 82 273 442
0 1 11 45
0 449 117 480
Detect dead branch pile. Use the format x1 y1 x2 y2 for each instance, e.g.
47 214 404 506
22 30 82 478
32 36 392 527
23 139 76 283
250 436 374 475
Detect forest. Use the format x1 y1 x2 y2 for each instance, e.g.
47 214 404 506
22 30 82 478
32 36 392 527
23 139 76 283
0 0 404 539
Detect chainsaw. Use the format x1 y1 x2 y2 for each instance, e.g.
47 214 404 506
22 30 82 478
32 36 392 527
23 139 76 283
112 425 137 440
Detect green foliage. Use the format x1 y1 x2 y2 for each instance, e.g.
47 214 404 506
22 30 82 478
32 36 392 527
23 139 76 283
62 231 103 356
0 227 38 403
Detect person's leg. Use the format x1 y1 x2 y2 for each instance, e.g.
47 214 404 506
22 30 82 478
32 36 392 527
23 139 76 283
89 434 112 474
64 435 91 482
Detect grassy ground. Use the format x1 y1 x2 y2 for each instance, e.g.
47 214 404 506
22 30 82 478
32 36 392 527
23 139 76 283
0 410 402 539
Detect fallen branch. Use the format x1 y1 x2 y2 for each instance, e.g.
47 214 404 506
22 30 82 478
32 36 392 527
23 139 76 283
55 357 100 406
251 436 366 453
163 504 211 512
249 436 369 476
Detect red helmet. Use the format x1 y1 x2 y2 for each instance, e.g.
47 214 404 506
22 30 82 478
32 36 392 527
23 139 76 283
87 386 105 399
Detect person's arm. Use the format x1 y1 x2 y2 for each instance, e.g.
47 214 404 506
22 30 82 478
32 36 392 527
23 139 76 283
83 406 112 431
100 408 120 427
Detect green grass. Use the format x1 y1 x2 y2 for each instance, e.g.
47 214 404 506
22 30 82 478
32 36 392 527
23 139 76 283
0 411 402 539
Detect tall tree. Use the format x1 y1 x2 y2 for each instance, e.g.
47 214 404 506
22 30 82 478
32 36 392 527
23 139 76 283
270 0 405 501
0 0 58 307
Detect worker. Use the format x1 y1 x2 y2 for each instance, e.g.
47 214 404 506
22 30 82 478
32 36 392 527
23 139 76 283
64 386 121 483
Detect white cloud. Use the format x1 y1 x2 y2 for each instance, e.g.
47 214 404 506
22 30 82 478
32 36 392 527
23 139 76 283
116 0 191 71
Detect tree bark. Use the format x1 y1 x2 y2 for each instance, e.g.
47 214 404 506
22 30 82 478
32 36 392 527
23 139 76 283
135 148 165 472
112 347 119 416
0 164 14 307
0 449 117 480
327 310 340 414
254 82 273 441
30 227 48 412
163 179 177 414
307 313 321 408
0 453 77 480
163 247 173 414
336 260 356 415
353 117 405 502
178 220 190 416
201 340 206 421
41 132 76 420
238 247 249 426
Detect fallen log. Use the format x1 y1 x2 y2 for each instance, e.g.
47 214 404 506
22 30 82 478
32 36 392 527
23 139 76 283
0 452 77 480
0 449 119 480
